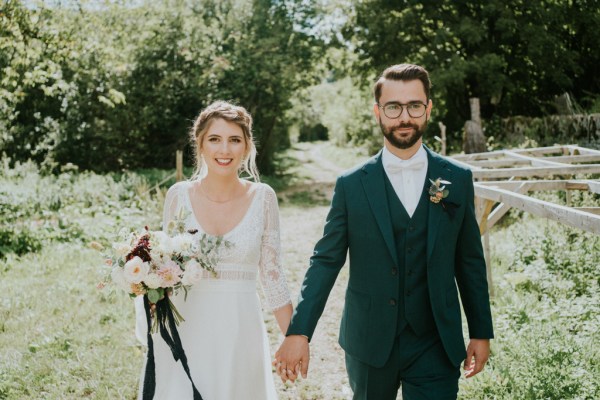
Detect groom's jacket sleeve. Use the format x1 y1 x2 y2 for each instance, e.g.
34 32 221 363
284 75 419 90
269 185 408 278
286 176 349 339
454 168 494 339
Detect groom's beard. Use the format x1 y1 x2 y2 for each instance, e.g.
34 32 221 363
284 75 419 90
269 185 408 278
379 118 427 150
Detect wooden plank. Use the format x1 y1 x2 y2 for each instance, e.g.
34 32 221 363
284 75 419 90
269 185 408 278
176 150 183 182
587 181 600 194
467 159 531 168
453 145 569 160
504 150 566 167
460 154 600 167
484 231 493 297
486 182 530 229
566 145 600 156
471 164 600 179
566 181 594 191
510 145 569 156
478 200 495 235
452 149 507 161
477 179 596 191
574 207 600 215
473 184 600 234
543 154 600 163
450 157 483 170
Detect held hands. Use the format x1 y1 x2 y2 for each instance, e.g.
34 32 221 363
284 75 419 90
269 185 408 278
273 335 310 383
463 338 490 378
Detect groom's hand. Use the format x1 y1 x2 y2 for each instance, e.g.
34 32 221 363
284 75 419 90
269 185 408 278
464 338 490 378
273 335 310 383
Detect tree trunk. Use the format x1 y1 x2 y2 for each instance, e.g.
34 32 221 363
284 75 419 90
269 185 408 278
463 98 487 154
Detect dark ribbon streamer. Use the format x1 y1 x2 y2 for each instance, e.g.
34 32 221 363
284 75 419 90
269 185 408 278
142 295 203 400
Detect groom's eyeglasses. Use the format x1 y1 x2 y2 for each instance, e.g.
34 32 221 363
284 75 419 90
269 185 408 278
378 102 427 119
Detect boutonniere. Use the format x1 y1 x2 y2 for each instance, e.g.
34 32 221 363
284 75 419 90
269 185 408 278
428 178 459 217
428 178 450 203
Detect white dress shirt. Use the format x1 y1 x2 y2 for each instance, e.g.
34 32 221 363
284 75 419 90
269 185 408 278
382 145 428 218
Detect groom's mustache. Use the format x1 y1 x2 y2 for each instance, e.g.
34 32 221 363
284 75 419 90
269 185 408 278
393 122 419 131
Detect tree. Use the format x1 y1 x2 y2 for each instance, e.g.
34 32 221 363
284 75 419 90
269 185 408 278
0 0 324 173
345 0 600 144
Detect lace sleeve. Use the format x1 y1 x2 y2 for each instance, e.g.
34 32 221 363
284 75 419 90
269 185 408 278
162 182 186 231
135 182 185 345
258 185 292 311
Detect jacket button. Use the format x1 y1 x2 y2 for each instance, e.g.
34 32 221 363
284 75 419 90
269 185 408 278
407 269 413 275
389 298 397 306
391 267 398 275
407 246 413 253
406 290 412 297
408 226 415 232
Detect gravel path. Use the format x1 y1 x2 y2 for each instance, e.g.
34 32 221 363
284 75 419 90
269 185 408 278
265 143 379 399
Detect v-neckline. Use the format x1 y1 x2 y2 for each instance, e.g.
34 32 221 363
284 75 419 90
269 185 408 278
185 182 261 237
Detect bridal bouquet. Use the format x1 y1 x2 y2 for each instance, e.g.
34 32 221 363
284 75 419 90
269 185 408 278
98 209 221 400
100 209 229 328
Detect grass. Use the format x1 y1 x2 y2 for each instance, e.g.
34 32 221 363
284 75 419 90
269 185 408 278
1 148 599 399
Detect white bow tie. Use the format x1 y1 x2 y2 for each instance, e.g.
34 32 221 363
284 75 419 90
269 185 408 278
385 158 425 174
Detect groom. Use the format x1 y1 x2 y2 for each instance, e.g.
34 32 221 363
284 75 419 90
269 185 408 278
275 63 494 399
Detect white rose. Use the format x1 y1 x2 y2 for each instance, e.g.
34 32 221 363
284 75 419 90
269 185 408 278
182 260 203 286
144 273 163 289
151 231 173 256
123 256 150 284
110 266 131 292
112 242 131 258
171 234 193 255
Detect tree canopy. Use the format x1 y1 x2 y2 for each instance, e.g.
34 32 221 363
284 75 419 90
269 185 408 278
1 0 323 172
345 0 600 133
1 0 599 171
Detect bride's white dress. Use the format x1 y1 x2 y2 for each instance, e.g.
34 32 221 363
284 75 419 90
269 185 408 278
134 181 291 400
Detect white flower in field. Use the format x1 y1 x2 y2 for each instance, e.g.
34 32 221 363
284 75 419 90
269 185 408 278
111 266 131 292
123 256 150 284
157 259 183 287
144 273 163 289
182 260 203 286
504 272 530 287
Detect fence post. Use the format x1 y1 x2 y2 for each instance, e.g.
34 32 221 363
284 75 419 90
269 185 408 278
176 150 183 182
438 122 447 156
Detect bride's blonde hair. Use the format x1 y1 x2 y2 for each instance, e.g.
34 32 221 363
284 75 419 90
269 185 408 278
189 101 260 182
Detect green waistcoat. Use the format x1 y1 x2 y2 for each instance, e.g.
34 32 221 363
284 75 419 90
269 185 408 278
383 174 435 336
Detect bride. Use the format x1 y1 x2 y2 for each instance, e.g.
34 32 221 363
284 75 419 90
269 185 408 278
134 100 293 399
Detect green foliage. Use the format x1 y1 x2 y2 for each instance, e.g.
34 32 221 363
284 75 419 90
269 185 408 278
345 0 600 140
485 114 600 149
0 0 324 174
460 216 600 399
0 157 162 259
290 77 378 151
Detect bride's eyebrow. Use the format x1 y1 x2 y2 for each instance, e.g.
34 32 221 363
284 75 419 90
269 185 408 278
206 133 243 138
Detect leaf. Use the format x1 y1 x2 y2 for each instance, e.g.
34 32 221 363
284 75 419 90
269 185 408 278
147 288 162 304
442 189 450 197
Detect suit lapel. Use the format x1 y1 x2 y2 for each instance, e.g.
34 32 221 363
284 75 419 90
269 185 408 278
425 146 453 262
361 152 399 267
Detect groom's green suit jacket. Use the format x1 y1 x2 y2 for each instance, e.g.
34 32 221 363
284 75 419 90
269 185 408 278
287 146 494 368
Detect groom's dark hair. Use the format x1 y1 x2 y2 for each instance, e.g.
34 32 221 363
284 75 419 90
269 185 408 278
374 64 432 103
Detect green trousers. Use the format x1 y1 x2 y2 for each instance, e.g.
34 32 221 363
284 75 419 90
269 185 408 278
345 327 460 400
